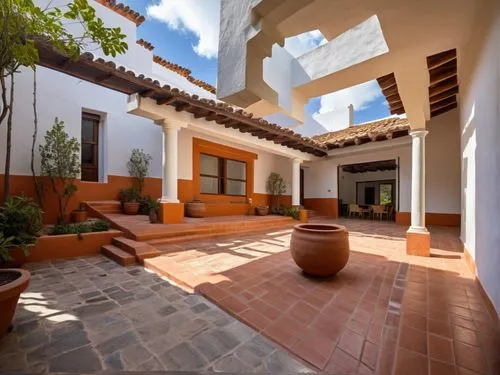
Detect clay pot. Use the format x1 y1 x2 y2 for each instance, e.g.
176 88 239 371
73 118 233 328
0 269 31 339
290 224 349 277
255 206 269 216
149 209 158 224
123 201 140 215
72 209 88 223
185 201 206 218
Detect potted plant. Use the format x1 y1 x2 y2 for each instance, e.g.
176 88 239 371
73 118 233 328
127 149 152 196
71 203 88 223
255 205 269 216
147 200 160 224
0 195 43 267
120 187 140 215
0 267 31 339
185 200 206 218
39 118 80 224
266 172 287 212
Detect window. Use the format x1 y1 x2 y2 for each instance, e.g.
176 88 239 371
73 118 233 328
81 112 100 182
379 183 393 205
200 154 246 195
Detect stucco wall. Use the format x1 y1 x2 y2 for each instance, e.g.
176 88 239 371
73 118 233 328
178 129 293 195
459 0 500 312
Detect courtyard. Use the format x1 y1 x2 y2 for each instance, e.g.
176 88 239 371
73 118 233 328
1 219 498 374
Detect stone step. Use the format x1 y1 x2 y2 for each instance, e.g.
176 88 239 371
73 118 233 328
112 236 161 262
101 244 136 266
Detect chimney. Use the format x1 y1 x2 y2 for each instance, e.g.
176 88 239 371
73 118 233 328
348 104 354 126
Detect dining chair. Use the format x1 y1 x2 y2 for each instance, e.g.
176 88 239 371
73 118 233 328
349 204 361 218
372 205 386 220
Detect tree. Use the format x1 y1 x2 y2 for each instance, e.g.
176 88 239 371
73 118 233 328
39 118 80 223
0 0 128 200
127 149 152 194
266 172 287 210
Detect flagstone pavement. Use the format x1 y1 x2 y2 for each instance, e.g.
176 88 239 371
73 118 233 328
0 256 312 373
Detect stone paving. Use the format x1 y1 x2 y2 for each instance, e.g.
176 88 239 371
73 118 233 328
0 256 313 373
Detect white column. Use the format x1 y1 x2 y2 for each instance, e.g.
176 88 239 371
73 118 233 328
409 129 428 232
292 158 301 207
160 122 181 203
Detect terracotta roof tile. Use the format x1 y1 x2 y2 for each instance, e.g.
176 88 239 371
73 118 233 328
313 117 410 149
94 0 145 26
136 39 154 51
152 55 216 94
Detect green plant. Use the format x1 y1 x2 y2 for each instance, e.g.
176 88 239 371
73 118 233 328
127 149 152 194
0 195 43 261
147 199 160 213
266 172 287 209
1 0 128 200
39 118 80 223
90 220 110 232
0 233 16 262
48 220 109 237
283 207 300 220
119 187 140 203
138 195 155 215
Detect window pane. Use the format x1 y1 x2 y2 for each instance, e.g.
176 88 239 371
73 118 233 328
82 143 94 164
200 154 219 176
226 180 246 196
226 159 246 180
201 176 219 194
82 119 95 142
380 184 392 204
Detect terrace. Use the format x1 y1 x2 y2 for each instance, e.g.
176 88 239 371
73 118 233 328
1 219 498 374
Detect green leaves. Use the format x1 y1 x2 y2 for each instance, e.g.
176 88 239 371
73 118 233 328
266 172 287 196
127 149 152 194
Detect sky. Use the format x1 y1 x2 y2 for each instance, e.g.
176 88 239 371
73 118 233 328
120 0 390 128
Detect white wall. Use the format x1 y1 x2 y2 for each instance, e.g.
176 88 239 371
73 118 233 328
178 129 294 195
459 0 500 312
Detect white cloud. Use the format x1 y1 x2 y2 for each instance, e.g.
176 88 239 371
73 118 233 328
312 80 386 130
284 30 327 58
146 0 221 59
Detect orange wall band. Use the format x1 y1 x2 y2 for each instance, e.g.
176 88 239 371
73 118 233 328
395 212 460 227
303 198 339 218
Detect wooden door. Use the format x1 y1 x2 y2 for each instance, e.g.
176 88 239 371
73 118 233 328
81 113 99 182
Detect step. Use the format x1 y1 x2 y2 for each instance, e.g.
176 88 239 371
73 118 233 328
112 237 161 262
101 244 136 266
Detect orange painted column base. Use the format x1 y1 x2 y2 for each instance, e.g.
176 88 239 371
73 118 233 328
299 209 308 223
406 230 430 257
159 202 184 224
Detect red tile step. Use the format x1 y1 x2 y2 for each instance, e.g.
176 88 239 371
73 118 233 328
101 244 136 266
112 236 161 263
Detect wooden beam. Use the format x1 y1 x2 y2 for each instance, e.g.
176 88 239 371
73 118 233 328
205 113 221 121
156 96 176 105
377 73 397 90
429 85 459 104
431 102 458 118
429 76 458 97
429 62 457 86
140 89 156 98
430 96 456 113
175 102 190 112
427 49 457 70
382 85 399 97
95 73 114 83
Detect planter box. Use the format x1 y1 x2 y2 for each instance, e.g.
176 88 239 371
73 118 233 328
10 230 122 263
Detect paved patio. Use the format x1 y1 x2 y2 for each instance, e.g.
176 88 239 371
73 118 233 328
0 257 311 373
145 219 500 374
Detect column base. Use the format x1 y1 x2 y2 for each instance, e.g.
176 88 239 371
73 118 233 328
406 228 430 257
299 209 308 223
159 202 184 224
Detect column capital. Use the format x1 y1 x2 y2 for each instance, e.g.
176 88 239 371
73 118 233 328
409 128 429 138
293 158 303 164
154 119 185 131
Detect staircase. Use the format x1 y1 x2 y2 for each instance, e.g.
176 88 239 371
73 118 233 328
101 236 161 266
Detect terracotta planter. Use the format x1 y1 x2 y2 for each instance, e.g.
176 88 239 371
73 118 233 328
185 201 206 218
255 206 269 216
149 209 159 224
123 201 140 215
0 269 31 339
290 224 349 277
71 209 88 223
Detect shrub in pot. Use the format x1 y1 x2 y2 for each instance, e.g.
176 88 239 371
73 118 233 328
147 200 160 224
255 205 269 216
0 268 31 340
185 200 206 218
71 204 88 223
119 187 140 215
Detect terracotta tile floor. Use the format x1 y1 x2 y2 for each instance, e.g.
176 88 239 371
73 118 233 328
145 219 500 374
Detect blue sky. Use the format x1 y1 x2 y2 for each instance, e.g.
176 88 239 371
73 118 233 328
120 0 390 128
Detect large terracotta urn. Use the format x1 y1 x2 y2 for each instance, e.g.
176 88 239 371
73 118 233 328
185 201 206 218
290 224 349 277
0 269 31 339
